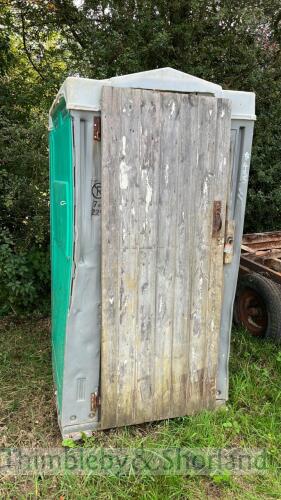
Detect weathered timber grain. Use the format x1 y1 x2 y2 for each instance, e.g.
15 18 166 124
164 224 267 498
101 87 231 428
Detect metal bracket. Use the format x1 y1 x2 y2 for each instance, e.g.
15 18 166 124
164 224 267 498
93 116 101 141
224 220 235 264
212 200 222 237
90 391 101 415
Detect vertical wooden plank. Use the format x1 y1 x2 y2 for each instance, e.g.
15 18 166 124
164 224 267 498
170 94 198 416
204 98 232 404
115 89 140 426
187 96 218 411
134 90 161 423
100 86 122 428
116 248 138 426
153 93 181 420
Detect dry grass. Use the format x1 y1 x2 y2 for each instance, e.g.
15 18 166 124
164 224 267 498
0 317 60 448
1 318 281 498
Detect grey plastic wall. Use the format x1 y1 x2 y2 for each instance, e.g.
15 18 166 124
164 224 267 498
216 119 255 402
61 110 101 438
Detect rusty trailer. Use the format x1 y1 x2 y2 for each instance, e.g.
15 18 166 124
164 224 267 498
240 231 281 284
235 231 281 341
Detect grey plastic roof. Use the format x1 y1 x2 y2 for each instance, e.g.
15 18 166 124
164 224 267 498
109 67 222 94
50 67 256 122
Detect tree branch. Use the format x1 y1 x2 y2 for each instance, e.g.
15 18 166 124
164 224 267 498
54 0 87 49
19 9 45 81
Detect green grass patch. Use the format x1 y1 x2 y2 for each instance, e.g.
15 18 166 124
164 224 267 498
0 318 281 498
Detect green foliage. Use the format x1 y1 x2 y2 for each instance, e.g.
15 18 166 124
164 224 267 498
0 229 49 315
211 470 233 486
0 2 68 315
0 71 50 314
62 438 76 448
0 0 281 313
245 51 281 232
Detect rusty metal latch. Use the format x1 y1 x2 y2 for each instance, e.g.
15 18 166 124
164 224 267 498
91 391 101 415
212 201 222 237
224 220 235 264
93 116 101 141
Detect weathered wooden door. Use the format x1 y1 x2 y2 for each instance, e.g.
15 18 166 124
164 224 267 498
100 87 231 429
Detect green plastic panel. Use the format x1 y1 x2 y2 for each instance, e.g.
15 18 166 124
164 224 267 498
49 101 74 412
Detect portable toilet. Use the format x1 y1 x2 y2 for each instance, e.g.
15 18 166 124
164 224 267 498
49 68 255 439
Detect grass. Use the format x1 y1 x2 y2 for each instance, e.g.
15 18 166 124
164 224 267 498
0 317 281 498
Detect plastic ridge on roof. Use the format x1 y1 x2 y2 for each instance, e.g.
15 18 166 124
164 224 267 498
49 67 256 125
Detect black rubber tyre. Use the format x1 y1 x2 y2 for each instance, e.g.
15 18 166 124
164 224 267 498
234 272 281 344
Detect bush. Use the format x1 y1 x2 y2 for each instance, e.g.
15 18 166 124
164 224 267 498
0 229 50 316
0 129 50 315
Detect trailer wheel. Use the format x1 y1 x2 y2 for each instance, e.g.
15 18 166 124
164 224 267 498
234 273 281 343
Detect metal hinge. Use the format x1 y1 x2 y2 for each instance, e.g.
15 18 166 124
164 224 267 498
212 200 222 237
224 220 235 264
93 116 101 141
90 391 101 415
